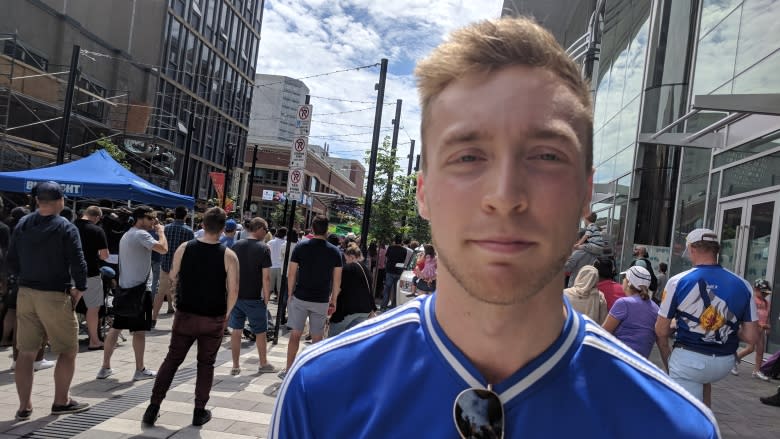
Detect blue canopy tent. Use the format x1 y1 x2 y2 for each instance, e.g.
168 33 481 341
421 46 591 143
0 150 194 208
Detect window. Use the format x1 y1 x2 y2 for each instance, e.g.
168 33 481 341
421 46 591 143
74 76 106 121
204 0 215 39
190 0 203 30
168 18 181 72
183 32 196 89
173 0 186 16
253 168 288 186
3 40 48 71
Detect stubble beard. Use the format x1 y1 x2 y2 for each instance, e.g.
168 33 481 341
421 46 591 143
432 230 569 306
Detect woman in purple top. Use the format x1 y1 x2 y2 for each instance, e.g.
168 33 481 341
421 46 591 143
602 266 660 358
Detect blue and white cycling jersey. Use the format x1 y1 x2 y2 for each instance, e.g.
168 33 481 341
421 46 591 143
270 294 719 438
659 264 756 356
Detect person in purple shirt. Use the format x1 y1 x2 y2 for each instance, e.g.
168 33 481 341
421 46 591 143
602 266 660 358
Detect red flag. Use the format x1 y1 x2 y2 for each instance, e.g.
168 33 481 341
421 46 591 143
209 172 225 202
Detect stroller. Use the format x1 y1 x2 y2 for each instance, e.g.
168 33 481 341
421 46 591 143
75 266 125 342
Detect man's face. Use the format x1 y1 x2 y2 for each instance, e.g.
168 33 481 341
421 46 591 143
138 214 155 231
417 66 592 305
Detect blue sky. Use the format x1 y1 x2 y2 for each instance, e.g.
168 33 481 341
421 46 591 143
255 0 504 164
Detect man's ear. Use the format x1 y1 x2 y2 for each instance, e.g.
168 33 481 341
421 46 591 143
416 171 430 220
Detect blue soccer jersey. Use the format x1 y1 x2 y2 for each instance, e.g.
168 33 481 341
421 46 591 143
659 264 757 356
270 294 719 438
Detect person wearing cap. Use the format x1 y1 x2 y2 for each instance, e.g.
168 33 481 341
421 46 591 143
602 266 660 359
98 205 168 382
655 228 759 407
7 181 90 420
219 219 238 248
732 279 773 380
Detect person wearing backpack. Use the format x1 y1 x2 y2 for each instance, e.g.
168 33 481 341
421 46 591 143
629 246 658 294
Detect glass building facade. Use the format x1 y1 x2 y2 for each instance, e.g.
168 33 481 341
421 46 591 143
505 0 780 351
151 0 264 198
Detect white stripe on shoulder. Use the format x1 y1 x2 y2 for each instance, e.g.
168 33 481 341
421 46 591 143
343 297 423 335
581 331 720 438
499 310 580 404
269 309 421 438
423 296 482 388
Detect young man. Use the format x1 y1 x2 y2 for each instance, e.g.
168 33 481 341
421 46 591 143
656 228 758 407
98 206 168 381
219 219 238 248
267 227 286 299
154 206 194 322
380 235 407 310
8 182 89 420
142 207 238 427
270 17 720 438
74 205 109 349
279 215 342 379
227 217 276 375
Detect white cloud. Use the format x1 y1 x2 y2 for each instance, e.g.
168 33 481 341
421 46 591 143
254 0 504 165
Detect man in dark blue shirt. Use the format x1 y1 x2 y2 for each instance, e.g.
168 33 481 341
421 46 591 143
280 215 342 379
7 181 89 420
153 206 193 322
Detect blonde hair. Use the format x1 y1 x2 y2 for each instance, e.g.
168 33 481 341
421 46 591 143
414 17 592 170
344 243 363 261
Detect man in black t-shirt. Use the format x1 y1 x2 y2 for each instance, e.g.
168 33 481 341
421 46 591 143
227 217 276 375
74 206 109 350
381 235 408 310
280 215 342 379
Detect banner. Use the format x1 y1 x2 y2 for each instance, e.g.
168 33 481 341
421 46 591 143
209 172 225 200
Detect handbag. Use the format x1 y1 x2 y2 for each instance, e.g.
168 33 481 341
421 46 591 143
113 282 146 317
356 263 377 318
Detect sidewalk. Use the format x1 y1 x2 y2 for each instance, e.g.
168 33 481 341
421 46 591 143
0 307 288 439
1 309 778 438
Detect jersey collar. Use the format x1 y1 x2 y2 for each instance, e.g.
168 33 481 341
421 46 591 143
420 293 582 405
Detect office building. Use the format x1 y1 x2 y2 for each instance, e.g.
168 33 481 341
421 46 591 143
504 0 780 350
248 74 310 144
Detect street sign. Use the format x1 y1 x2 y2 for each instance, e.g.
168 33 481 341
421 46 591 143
287 168 304 201
286 104 311 202
294 104 312 136
290 136 308 168
261 190 274 201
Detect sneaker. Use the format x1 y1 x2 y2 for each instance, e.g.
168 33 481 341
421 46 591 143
133 368 157 381
277 369 287 380
166 307 175 314
151 320 157 329
730 361 739 376
142 404 160 426
258 363 277 374
96 367 115 379
192 408 212 426
753 370 770 381
10 360 15 371
34 359 55 371
15 408 32 421
51 399 89 415
760 388 780 407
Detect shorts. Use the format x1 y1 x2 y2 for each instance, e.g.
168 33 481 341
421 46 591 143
228 299 268 334
270 268 282 294
158 271 174 299
112 290 153 332
668 347 735 402
287 295 328 336
82 276 104 308
16 287 78 354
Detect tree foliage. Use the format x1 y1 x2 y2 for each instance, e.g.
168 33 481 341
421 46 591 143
97 137 131 169
271 201 305 230
365 136 430 245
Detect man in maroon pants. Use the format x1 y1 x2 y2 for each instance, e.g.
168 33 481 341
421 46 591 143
142 207 238 427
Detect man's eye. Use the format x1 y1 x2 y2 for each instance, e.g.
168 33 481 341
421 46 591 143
538 153 561 161
456 155 479 163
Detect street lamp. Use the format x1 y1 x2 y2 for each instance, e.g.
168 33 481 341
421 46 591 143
222 143 234 209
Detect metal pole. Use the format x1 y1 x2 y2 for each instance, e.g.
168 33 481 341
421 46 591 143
274 199 296 344
406 139 415 176
57 45 80 164
180 112 195 194
245 144 258 214
281 198 289 226
360 58 388 252
222 143 233 209
385 99 402 202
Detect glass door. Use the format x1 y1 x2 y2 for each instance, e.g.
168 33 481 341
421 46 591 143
715 192 780 353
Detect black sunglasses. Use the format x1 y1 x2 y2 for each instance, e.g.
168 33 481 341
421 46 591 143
453 385 504 439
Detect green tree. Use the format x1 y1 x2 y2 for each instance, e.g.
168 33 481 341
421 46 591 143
364 136 430 244
97 137 131 169
271 201 304 230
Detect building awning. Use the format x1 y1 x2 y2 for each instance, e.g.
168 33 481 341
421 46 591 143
638 94 780 149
